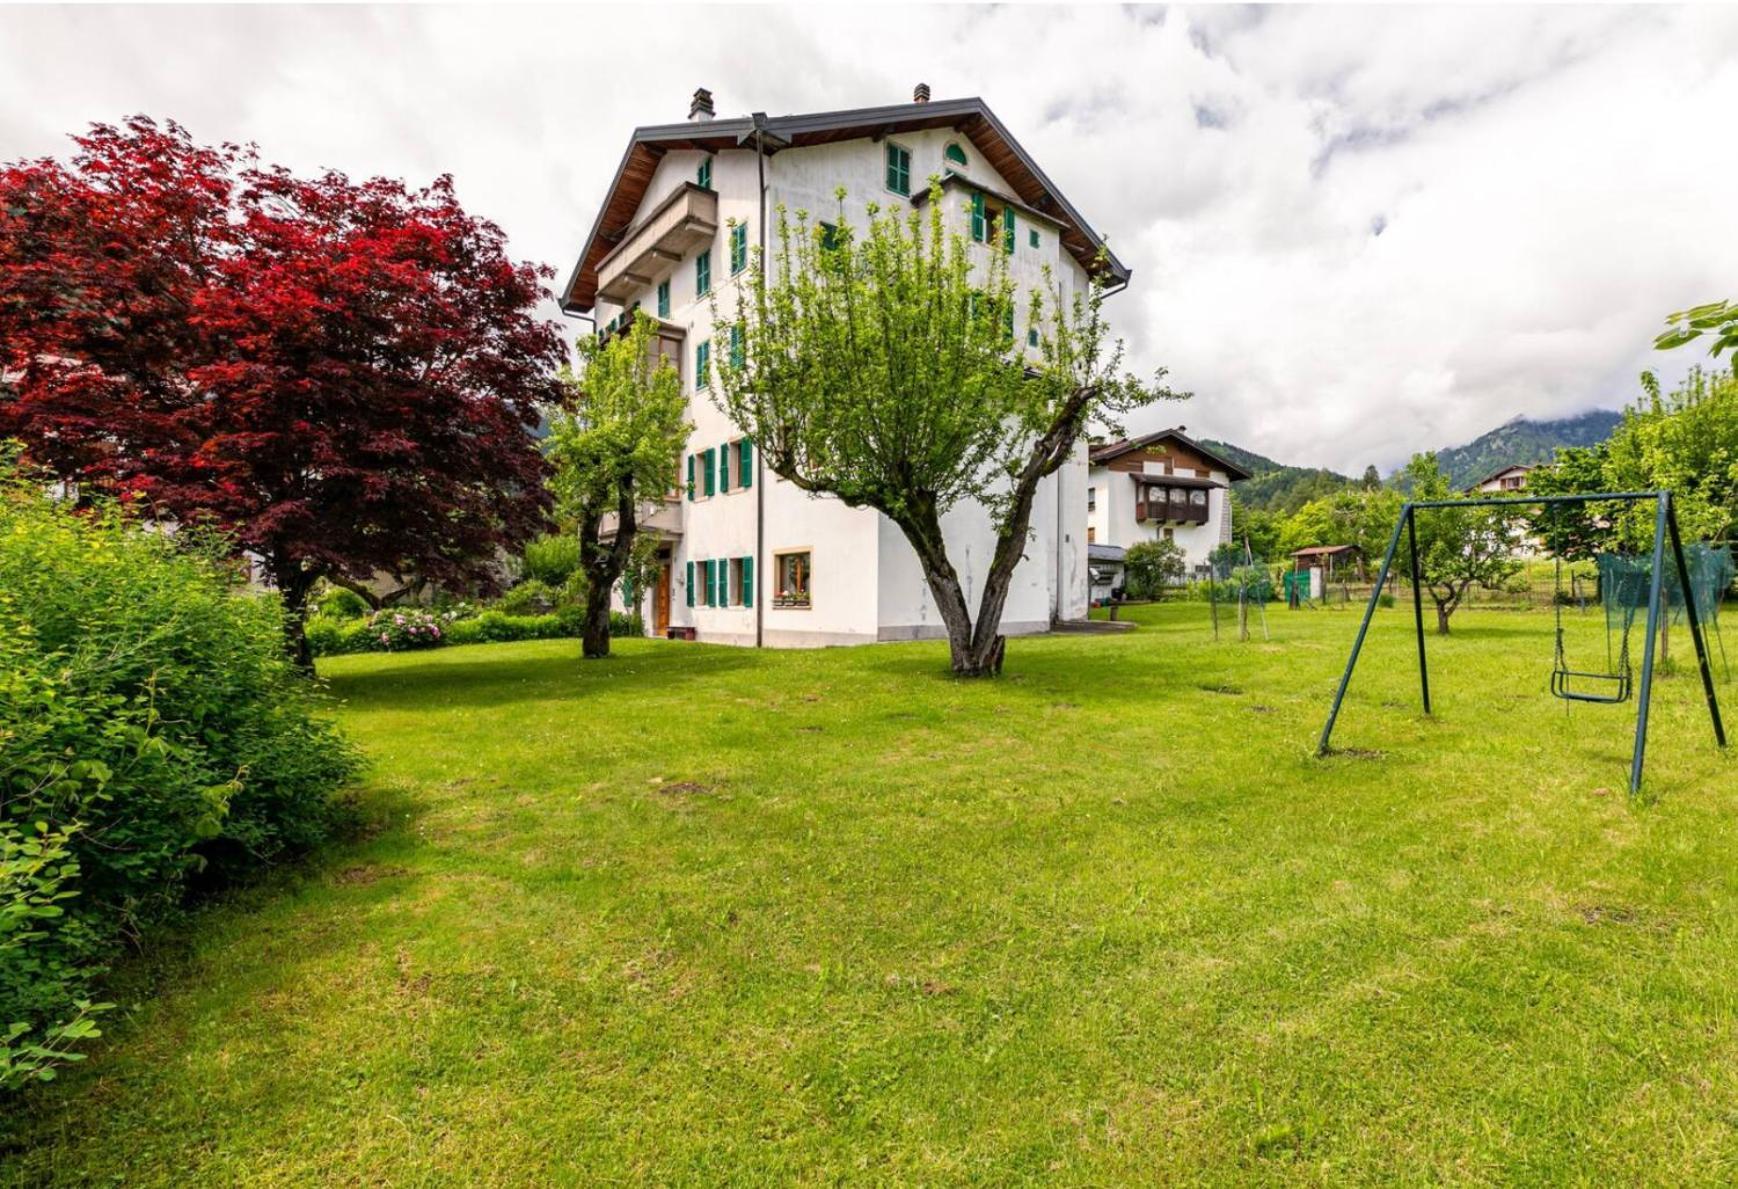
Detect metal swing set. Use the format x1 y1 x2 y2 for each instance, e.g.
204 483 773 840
1317 491 1726 796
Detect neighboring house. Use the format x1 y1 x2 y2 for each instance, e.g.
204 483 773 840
1084 428 1250 573
565 86 1126 647
1471 464 1535 495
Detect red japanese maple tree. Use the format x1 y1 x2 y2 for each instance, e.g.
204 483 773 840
0 117 566 665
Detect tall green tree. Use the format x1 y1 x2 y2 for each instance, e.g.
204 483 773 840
1400 453 1522 634
711 188 1181 676
545 313 689 659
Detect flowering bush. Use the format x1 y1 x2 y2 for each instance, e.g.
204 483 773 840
368 608 445 651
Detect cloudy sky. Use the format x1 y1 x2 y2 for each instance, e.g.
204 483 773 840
3 4 1734 473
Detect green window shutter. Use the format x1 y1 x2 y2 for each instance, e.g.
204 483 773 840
696 340 710 387
885 144 909 195
730 224 747 274
1029 227 1039 249
729 325 743 368
704 448 716 497
970 191 986 242
739 438 752 488
657 280 670 319
1027 327 1039 348
719 442 730 493
705 559 717 607
717 560 729 608
1004 207 1016 255
696 249 711 297
944 142 968 167
742 555 754 605
1004 307 1015 342
697 156 712 190
686 453 695 500
686 560 695 607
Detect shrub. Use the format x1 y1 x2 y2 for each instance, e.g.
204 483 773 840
521 534 582 587
498 579 559 616
0 460 360 1086
314 585 370 620
1125 539 1188 600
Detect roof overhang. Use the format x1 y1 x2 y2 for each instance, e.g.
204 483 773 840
561 96 1131 315
1088 428 1253 481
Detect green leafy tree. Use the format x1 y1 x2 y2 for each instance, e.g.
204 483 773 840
711 187 1181 676
1399 453 1522 633
1601 367 1738 549
1656 299 1738 360
1277 487 1400 567
1124 538 1187 600
545 312 689 659
1525 443 1617 561
1361 465 1382 490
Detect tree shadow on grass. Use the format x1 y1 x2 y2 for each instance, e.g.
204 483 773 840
318 640 759 712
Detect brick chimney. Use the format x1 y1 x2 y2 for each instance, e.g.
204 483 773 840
913 82 931 104
689 87 715 122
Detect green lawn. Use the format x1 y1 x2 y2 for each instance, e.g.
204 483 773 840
6 603 1738 1183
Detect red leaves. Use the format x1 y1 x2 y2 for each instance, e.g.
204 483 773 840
0 115 566 596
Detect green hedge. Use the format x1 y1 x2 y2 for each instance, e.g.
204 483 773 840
0 463 360 1090
306 607 642 658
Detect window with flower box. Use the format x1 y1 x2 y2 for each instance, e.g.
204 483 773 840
774 550 811 609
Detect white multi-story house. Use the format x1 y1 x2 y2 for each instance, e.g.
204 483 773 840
561 86 1130 647
1084 428 1250 590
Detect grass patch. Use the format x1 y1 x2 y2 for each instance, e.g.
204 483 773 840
5 603 1738 1182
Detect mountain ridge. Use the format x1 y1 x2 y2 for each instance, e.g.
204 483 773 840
1201 409 1624 510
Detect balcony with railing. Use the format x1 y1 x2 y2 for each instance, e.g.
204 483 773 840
595 182 718 306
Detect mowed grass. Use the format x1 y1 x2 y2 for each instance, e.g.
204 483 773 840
6 602 1738 1183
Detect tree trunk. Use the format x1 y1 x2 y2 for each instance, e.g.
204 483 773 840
581 577 613 658
1436 601 1452 635
578 480 638 661
891 497 993 676
276 566 318 673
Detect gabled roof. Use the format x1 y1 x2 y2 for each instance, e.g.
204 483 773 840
561 96 1131 315
1087 428 1253 481
1292 544 1361 558
1472 463 1537 487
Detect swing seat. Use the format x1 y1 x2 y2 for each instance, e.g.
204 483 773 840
1550 667 1632 704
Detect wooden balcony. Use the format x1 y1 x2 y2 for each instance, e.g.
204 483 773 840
1135 499 1209 526
596 182 718 304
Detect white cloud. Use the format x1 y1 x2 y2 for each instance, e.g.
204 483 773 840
2 3 1735 472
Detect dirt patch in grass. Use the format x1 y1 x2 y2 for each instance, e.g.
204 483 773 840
1198 683 1243 696
332 864 409 886
1326 747 1387 760
657 781 716 797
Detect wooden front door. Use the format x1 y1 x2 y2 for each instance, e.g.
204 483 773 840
654 563 672 634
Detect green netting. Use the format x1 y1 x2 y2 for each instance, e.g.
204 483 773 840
1207 545 1272 641
1597 544 1734 627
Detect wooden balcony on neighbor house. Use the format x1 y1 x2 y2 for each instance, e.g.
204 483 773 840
595 182 719 304
1131 474 1217 526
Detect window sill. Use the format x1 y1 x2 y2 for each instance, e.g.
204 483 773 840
772 597 811 610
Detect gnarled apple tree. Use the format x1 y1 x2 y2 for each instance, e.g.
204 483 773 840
711 186 1181 676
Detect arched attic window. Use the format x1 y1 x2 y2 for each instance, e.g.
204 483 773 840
944 142 969 168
